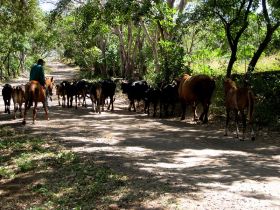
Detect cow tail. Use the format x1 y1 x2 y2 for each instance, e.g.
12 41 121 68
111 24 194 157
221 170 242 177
210 80 216 98
208 79 216 103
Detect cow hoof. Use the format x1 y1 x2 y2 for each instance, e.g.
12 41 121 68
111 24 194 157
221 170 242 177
22 120 26 125
251 136 255 141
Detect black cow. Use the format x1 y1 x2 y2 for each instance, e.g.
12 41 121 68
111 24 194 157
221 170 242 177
121 80 149 112
144 87 161 117
160 80 179 117
75 80 90 107
62 80 77 109
2 84 13 114
100 79 116 111
89 82 102 113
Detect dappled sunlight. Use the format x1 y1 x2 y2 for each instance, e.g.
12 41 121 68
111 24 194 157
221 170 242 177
1 62 279 209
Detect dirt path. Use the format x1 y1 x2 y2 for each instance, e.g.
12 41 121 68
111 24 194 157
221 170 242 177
1 62 280 209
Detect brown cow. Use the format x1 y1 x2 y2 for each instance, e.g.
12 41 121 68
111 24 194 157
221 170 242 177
178 74 215 123
12 85 25 119
224 78 255 141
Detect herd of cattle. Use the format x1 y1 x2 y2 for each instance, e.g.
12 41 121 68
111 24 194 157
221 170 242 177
1 74 215 121
2 73 257 140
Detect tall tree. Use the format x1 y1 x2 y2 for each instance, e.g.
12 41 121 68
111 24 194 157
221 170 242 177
206 0 257 77
247 0 280 75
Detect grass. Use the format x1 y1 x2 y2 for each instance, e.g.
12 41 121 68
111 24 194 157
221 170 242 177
191 52 280 76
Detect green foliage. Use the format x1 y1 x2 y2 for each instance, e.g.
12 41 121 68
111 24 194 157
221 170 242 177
251 72 280 127
158 40 185 82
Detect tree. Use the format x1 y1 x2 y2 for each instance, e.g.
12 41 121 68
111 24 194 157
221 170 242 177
0 0 51 80
247 0 280 75
202 0 258 77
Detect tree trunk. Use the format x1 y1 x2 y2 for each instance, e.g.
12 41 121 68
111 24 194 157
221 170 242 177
247 27 277 72
126 21 134 78
226 45 237 78
215 0 252 77
7 52 10 77
19 51 26 73
247 0 280 73
140 19 160 72
114 25 127 77
100 38 107 77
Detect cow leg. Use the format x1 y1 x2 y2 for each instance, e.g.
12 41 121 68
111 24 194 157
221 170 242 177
19 103 23 118
74 95 78 109
83 94 87 107
153 102 157 118
200 103 209 124
107 98 111 110
110 97 114 111
101 97 104 112
249 117 255 141
144 101 149 115
132 100 136 112
180 102 187 121
99 97 102 112
224 108 230 136
13 103 16 119
62 95 65 107
22 102 28 125
7 100 11 114
4 102 7 113
91 96 95 112
107 97 113 111
234 109 240 140
58 94 60 106
240 110 246 141
192 103 198 121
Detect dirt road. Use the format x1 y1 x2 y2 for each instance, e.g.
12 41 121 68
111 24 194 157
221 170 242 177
1 62 280 209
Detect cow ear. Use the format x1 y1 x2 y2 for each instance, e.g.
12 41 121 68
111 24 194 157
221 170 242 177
51 77 53 82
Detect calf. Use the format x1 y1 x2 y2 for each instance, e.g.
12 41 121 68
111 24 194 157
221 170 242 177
100 79 116 111
144 87 161 117
75 80 90 107
89 82 102 113
56 83 66 107
159 81 179 117
62 80 77 108
2 84 13 114
12 85 25 119
121 80 149 112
